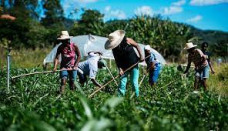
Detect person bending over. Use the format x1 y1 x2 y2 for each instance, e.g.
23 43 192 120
77 51 106 87
105 30 144 97
144 45 162 86
183 42 208 90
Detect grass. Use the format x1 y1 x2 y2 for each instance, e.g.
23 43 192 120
208 63 228 97
1 47 52 69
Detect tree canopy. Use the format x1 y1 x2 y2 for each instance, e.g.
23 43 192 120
0 1 227 60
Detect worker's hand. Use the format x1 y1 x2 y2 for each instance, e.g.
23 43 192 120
183 70 187 74
73 66 78 70
211 70 215 74
119 68 124 76
53 67 57 72
150 64 155 70
139 57 144 62
181 74 187 79
73 64 78 70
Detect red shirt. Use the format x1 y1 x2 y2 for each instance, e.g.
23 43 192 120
57 43 76 69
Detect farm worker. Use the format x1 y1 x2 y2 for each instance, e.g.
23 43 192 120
105 30 144 97
53 31 81 94
183 42 208 90
201 42 215 74
77 51 107 87
144 45 162 86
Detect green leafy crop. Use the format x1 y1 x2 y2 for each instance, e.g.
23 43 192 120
0 66 227 131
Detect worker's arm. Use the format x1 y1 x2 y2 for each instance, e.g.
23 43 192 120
91 78 102 87
112 50 124 76
148 53 156 70
74 45 81 69
198 49 208 68
150 62 156 71
208 60 215 74
119 68 124 76
127 38 144 62
200 55 207 65
53 47 61 71
184 62 191 74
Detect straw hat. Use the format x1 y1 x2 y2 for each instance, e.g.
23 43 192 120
57 31 72 40
144 45 151 51
105 30 125 50
184 42 197 50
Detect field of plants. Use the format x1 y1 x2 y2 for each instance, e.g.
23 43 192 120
1 1 228 130
0 64 227 131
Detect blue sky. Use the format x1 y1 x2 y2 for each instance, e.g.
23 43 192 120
61 0 228 32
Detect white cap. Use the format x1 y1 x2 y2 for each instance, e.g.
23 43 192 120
144 45 151 51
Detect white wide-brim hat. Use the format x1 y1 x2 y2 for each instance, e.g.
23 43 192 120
57 31 72 40
144 45 151 51
184 42 197 50
105 30 125 50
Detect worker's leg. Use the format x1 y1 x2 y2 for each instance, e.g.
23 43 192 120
194 70 200 90
77 71 87 86
69 70 77 90
202 78 207 90
149 70 154 86
60 70 68 93
202 65 209 90
149 65 161 87
118 73 128 97
130 66 139 97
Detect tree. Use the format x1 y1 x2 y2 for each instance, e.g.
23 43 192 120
41 0 64 27
104 20 128 36
70 9 105 36
0 0 42 48
40 0 65 45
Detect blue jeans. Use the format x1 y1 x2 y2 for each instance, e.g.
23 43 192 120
77 71 87 84
60 70 77 81
195 65 209 80
118 66 139 97
149 64 162 85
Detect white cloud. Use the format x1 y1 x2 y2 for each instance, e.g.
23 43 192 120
134 6 154 16
161 0 185 15
105 6 111 12
62 0 99 12
110 10 126 19
187 15 202 23
190 0 228 6
163 6 183 15
103 6 126 20
172 0 186 6
77 0 99 4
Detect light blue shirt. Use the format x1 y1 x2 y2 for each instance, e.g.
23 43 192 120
146 52 161 70
78 53 100 79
